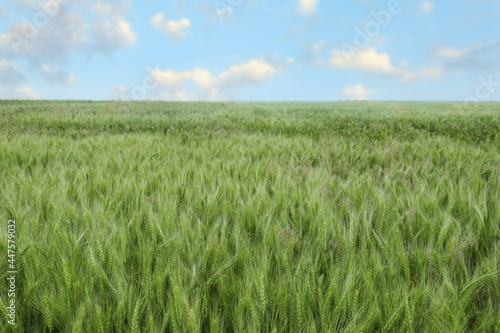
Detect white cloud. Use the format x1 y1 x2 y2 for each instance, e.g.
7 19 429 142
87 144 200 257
342 84 375 100
0 60 39 99
215 7 233 21
92 2 136 54
301 41 328 67
328 47 443 83
7 86 40 99
8 0 40 6
116 58 293 101
149 68 212 89
41 65 76 86
0 1 136 61
400 67 443 83
151 14 190 41
443 40 500 74
330 48 402 75
217 60 281 90
437 47 469 59
0 60 27 85
0 9 87 63
299 0 319 16
419 1 434 16
151 59 289 92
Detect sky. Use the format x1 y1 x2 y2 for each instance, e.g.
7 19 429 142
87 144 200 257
0 0 499 101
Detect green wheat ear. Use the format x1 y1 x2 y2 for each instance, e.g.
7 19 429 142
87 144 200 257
42 295 53 333
130 298 142 333
382 301 404 333
405 295 414 333
460 272 496 309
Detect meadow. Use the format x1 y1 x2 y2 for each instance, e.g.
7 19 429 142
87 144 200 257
0 101 499 332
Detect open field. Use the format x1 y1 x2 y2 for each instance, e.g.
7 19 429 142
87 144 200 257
1 101 499 332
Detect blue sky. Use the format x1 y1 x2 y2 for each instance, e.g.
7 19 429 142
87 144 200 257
0 0 499 101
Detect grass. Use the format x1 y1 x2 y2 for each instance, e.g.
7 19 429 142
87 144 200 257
0 101 499 332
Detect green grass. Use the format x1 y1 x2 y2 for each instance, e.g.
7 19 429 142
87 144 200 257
1 101 499 332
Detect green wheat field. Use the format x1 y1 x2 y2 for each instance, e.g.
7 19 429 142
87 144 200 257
1 101 499 332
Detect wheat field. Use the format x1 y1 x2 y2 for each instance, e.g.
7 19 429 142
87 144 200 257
1 101 499 332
